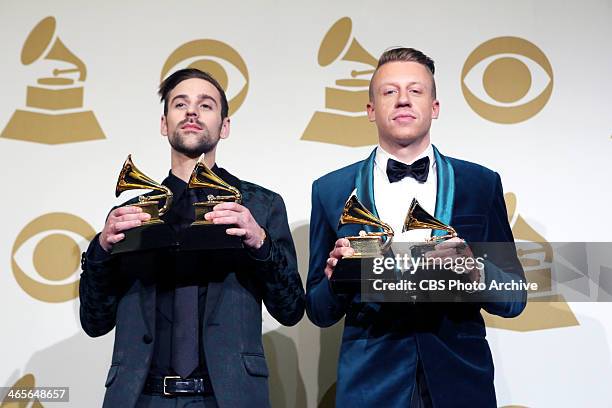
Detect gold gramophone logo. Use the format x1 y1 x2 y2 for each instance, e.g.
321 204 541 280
161 39 249 116
483 193 578 332
301 17 378 147
1 16 104 144
11 213 95 303
461 37 553 124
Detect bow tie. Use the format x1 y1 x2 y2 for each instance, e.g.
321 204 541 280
386 156 430 183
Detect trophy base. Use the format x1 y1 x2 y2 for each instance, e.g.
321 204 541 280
111 222 175 255
180 224 244 251
330 256 395 293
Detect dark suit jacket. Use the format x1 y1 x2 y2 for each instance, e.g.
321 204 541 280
80 178 305 408
306 146 527 407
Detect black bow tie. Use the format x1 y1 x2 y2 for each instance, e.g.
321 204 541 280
386 156 430 183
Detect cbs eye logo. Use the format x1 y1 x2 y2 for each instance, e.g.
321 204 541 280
161 39 249 116
461 36 553 124
11 213 95 303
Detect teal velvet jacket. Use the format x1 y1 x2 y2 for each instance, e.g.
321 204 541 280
306 146 526 407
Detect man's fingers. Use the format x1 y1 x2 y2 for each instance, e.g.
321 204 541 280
211 216 239 226
112 205 143 217
331 246 354 259
114 212 150 223
113 219 145 232
326 257 338 267
205 210 242 221
213 202 243 212
107 233 125 244
335 238 351 248
225 228 246 236
434 238 465 250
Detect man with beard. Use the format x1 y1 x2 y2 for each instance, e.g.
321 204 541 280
79 68 305 408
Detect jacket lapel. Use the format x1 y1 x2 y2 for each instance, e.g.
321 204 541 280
432 145 455 238
355 148 381 234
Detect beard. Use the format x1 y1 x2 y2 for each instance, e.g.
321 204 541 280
168 119 221 159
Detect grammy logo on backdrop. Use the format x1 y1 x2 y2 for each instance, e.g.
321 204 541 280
161 39 249 116
483 192 578 332
301 17 378 147
1 16 104 144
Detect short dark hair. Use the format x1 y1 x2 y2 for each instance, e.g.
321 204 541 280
158 68 229 119
368 47 437 100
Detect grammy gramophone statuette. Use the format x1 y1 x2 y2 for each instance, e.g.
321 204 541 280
331 195 395 293
111 155 174 255
403 198 458 259
338 195 394 257
187 159 242 225
180 159 244 252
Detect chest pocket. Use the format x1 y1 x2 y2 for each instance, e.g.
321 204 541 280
451 215 486 243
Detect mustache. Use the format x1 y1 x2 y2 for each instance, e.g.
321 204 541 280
178 118 207 129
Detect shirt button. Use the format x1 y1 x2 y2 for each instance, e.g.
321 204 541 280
142 334 153 344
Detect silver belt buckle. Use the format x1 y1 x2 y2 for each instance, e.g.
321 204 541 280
163 376 181 396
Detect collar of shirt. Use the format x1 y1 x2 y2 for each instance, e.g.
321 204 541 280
373 144 437 245
374 143 436 177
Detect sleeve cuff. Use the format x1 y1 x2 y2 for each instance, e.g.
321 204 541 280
247 228 272 261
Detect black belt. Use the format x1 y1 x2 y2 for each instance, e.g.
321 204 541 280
143 375 214 396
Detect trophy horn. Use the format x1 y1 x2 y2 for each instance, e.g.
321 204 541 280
403 198 457 240
188 160 242 203
338 195 394 251
115 155 173 217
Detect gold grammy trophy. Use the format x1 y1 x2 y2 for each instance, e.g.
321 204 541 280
331 195 394 293
301 17 378 147
338 195 394 257
179 158 244 252
188 159 242 225
111 155 174 254
1 16 104 144
403 198 457 258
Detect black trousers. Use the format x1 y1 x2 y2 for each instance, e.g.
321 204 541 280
135 394 218 408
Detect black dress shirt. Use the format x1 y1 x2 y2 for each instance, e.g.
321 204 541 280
149 167 270 377
89 166 271 378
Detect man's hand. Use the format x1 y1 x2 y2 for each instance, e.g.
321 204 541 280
324 238 355 280
204 202 266 250
424 237 481 282
99 206 151 252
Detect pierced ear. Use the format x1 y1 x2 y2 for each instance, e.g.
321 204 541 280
160 115 168 136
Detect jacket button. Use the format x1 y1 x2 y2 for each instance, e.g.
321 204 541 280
142 334 153 344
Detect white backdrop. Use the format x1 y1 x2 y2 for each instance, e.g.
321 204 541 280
1 1 611 406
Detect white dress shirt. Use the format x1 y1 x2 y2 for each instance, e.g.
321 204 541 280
373 144 437 245
373 144 485 282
